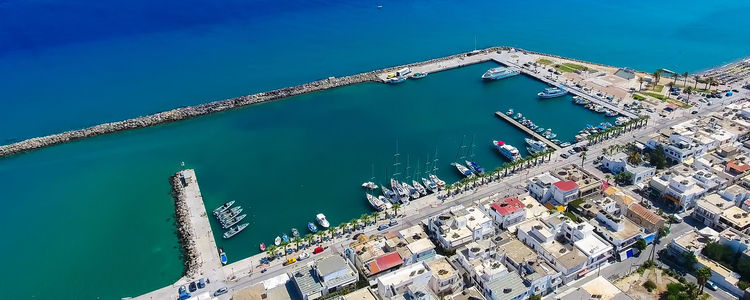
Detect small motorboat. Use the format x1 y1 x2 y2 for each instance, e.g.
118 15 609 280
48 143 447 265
292 228 299 238
361 181 378 190
506 108 514 116
259 243 266 252
316 213 330 228
219 248 228 265
308 222 318 233
274 236 281 246
411 72 428 79
282 234 290 243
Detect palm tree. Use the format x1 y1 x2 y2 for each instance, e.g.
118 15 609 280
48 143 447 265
349 219 359 231
280 241 290 257
652 70 662 88
303 234 313 248
684 282 699 298
372 211 381 222
580 151 587 167
638 77 644 90
627 151 641 164
693 75 700 89
392 203 401 217
666 82 674 98
267 244 278 259
293 237 302 251
336 223 346 236
682 71 689 86
605 174 611 184
696 266 713 294
684 86 693 102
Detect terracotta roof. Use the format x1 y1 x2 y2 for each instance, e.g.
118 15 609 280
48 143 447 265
554 180 579 192
727 160 750 173
490 197 525 215
367 252 402 275
628 203 663 225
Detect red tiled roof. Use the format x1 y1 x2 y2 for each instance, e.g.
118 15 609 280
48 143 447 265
490 197 525 215
372 252 402 274
628 203 664 225
553 180 579 192
727 160 750 173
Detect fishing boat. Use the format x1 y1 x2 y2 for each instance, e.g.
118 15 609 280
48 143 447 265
493 140 522 161
402 182 420 199
538 87 567 98
513 112 523 120
411 72 428 79
525 138 548 154
274 236 281 246
429 174 446 189
594 105 607 113
551 139 562 145
560 142 571 147
422 177 438 193
316 213 330 228
605 110 618 117
506 108 514 116
212 200 235 216
282 234 290 243
361 181 378 190
544 132 557 139
381 185 396 201
482 66 521 80
366 193 385 210
387 76 406 84
219 248 228 265
259 243 266 252
308 222 318 233
412 180 428 195
535 127 545 133
221 214 247 229
223 223 249 239
292 228 299 238
466 160 485 174
573 96 588 105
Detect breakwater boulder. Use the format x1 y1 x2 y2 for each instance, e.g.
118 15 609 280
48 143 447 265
170 173 201 277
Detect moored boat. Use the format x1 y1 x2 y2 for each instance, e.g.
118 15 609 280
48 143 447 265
292 228 299 238
387 76 407 84
308 222 318 233
212 200 235 216
525 138 548 154
538 87 567 98
217 206 243 221
465 160 485 174
412 180 427 195
411 72 427 79
429 174 446 189
482 66 521 80
506 108 514 116
219 248 227 265
402 182 420 199
259 243 266 252
493 140 522 161
452 162 474 177
361 181 378 190
391 179 409 201
316 213 330 228
513 113 523 120
221 214 247 229
282 234 290 243
366 193 385 210
274 236 281 246
223 223 249 239
422 177 438 193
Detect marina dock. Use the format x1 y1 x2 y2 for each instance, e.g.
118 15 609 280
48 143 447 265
494 112 561 151
490 56 638 119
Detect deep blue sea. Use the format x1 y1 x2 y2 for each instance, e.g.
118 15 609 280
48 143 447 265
2 0 750 142
1 1 750 299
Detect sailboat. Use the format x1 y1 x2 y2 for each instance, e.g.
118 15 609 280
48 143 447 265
452 135 475 178
391 141 409 203
465 134 485 174
361 164 379 190
403 155 420 199
411 158 428 195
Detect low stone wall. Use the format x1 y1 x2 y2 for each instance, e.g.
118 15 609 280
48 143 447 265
170 173 200 278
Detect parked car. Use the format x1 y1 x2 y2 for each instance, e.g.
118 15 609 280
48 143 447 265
189 282 197 292
378 224 389 231
389 220 398 226
313 247 325 254
283 258 297 266
706 280 718 291
568 149 576 154
214 287 228 297
198 278 205 289
179 285 187 294
691 111 698 114
298 252 310 260
352 233 364 240
560 153 570 159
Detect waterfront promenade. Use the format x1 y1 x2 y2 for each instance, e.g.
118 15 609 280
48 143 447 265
493 111 562 150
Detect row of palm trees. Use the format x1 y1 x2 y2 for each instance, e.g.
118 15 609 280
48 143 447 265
650 70 719 92
586 115 650 146
264 206 400 258
443 148 556 194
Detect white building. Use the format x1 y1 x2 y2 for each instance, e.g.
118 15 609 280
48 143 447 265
376 262 432 298
484 197 527 229
663 175 707 209
428 205 494 252
693 193 736 228
550 181 579 206
527 172 560 201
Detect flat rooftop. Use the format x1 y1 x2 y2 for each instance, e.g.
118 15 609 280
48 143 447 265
425 257 457 281
543 241 587 269
608 217 643 241
574 235 611 257
721 206 750 228
497 239 536 265
580 276 631 300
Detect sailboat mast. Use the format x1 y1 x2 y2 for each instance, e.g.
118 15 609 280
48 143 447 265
405 154 411 181
392 140 401 180
433 148 440 173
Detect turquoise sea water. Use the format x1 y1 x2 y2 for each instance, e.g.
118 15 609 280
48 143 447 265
1 0 750 299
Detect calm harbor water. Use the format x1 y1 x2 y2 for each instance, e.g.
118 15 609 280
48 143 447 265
1 0 750 299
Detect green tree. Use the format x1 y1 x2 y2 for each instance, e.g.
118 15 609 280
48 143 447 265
580 151 587 167
293 237 302 251
693 75 701 89
392 203 401 216
529 295 542 300
696 266 713 294
627 151 642 165
635 238 648 251
658 226 670 238
649 145 668 169
681 251 698 271
638 77 644 90
643 279 657 292
682 72 689 86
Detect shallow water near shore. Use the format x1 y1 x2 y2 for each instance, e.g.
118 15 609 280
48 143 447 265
1 0 750 299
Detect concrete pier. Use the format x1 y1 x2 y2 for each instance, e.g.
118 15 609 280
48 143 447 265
134 169 226 300
494 112 561 151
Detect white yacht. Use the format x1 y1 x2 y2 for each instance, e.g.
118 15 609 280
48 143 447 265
493 140 522 161
316 213 330 228
525 138 548 154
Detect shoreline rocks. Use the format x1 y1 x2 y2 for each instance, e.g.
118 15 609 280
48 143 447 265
170 173 200 278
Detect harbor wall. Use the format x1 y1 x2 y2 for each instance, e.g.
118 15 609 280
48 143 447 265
170 172 201 278
0 46 589 158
